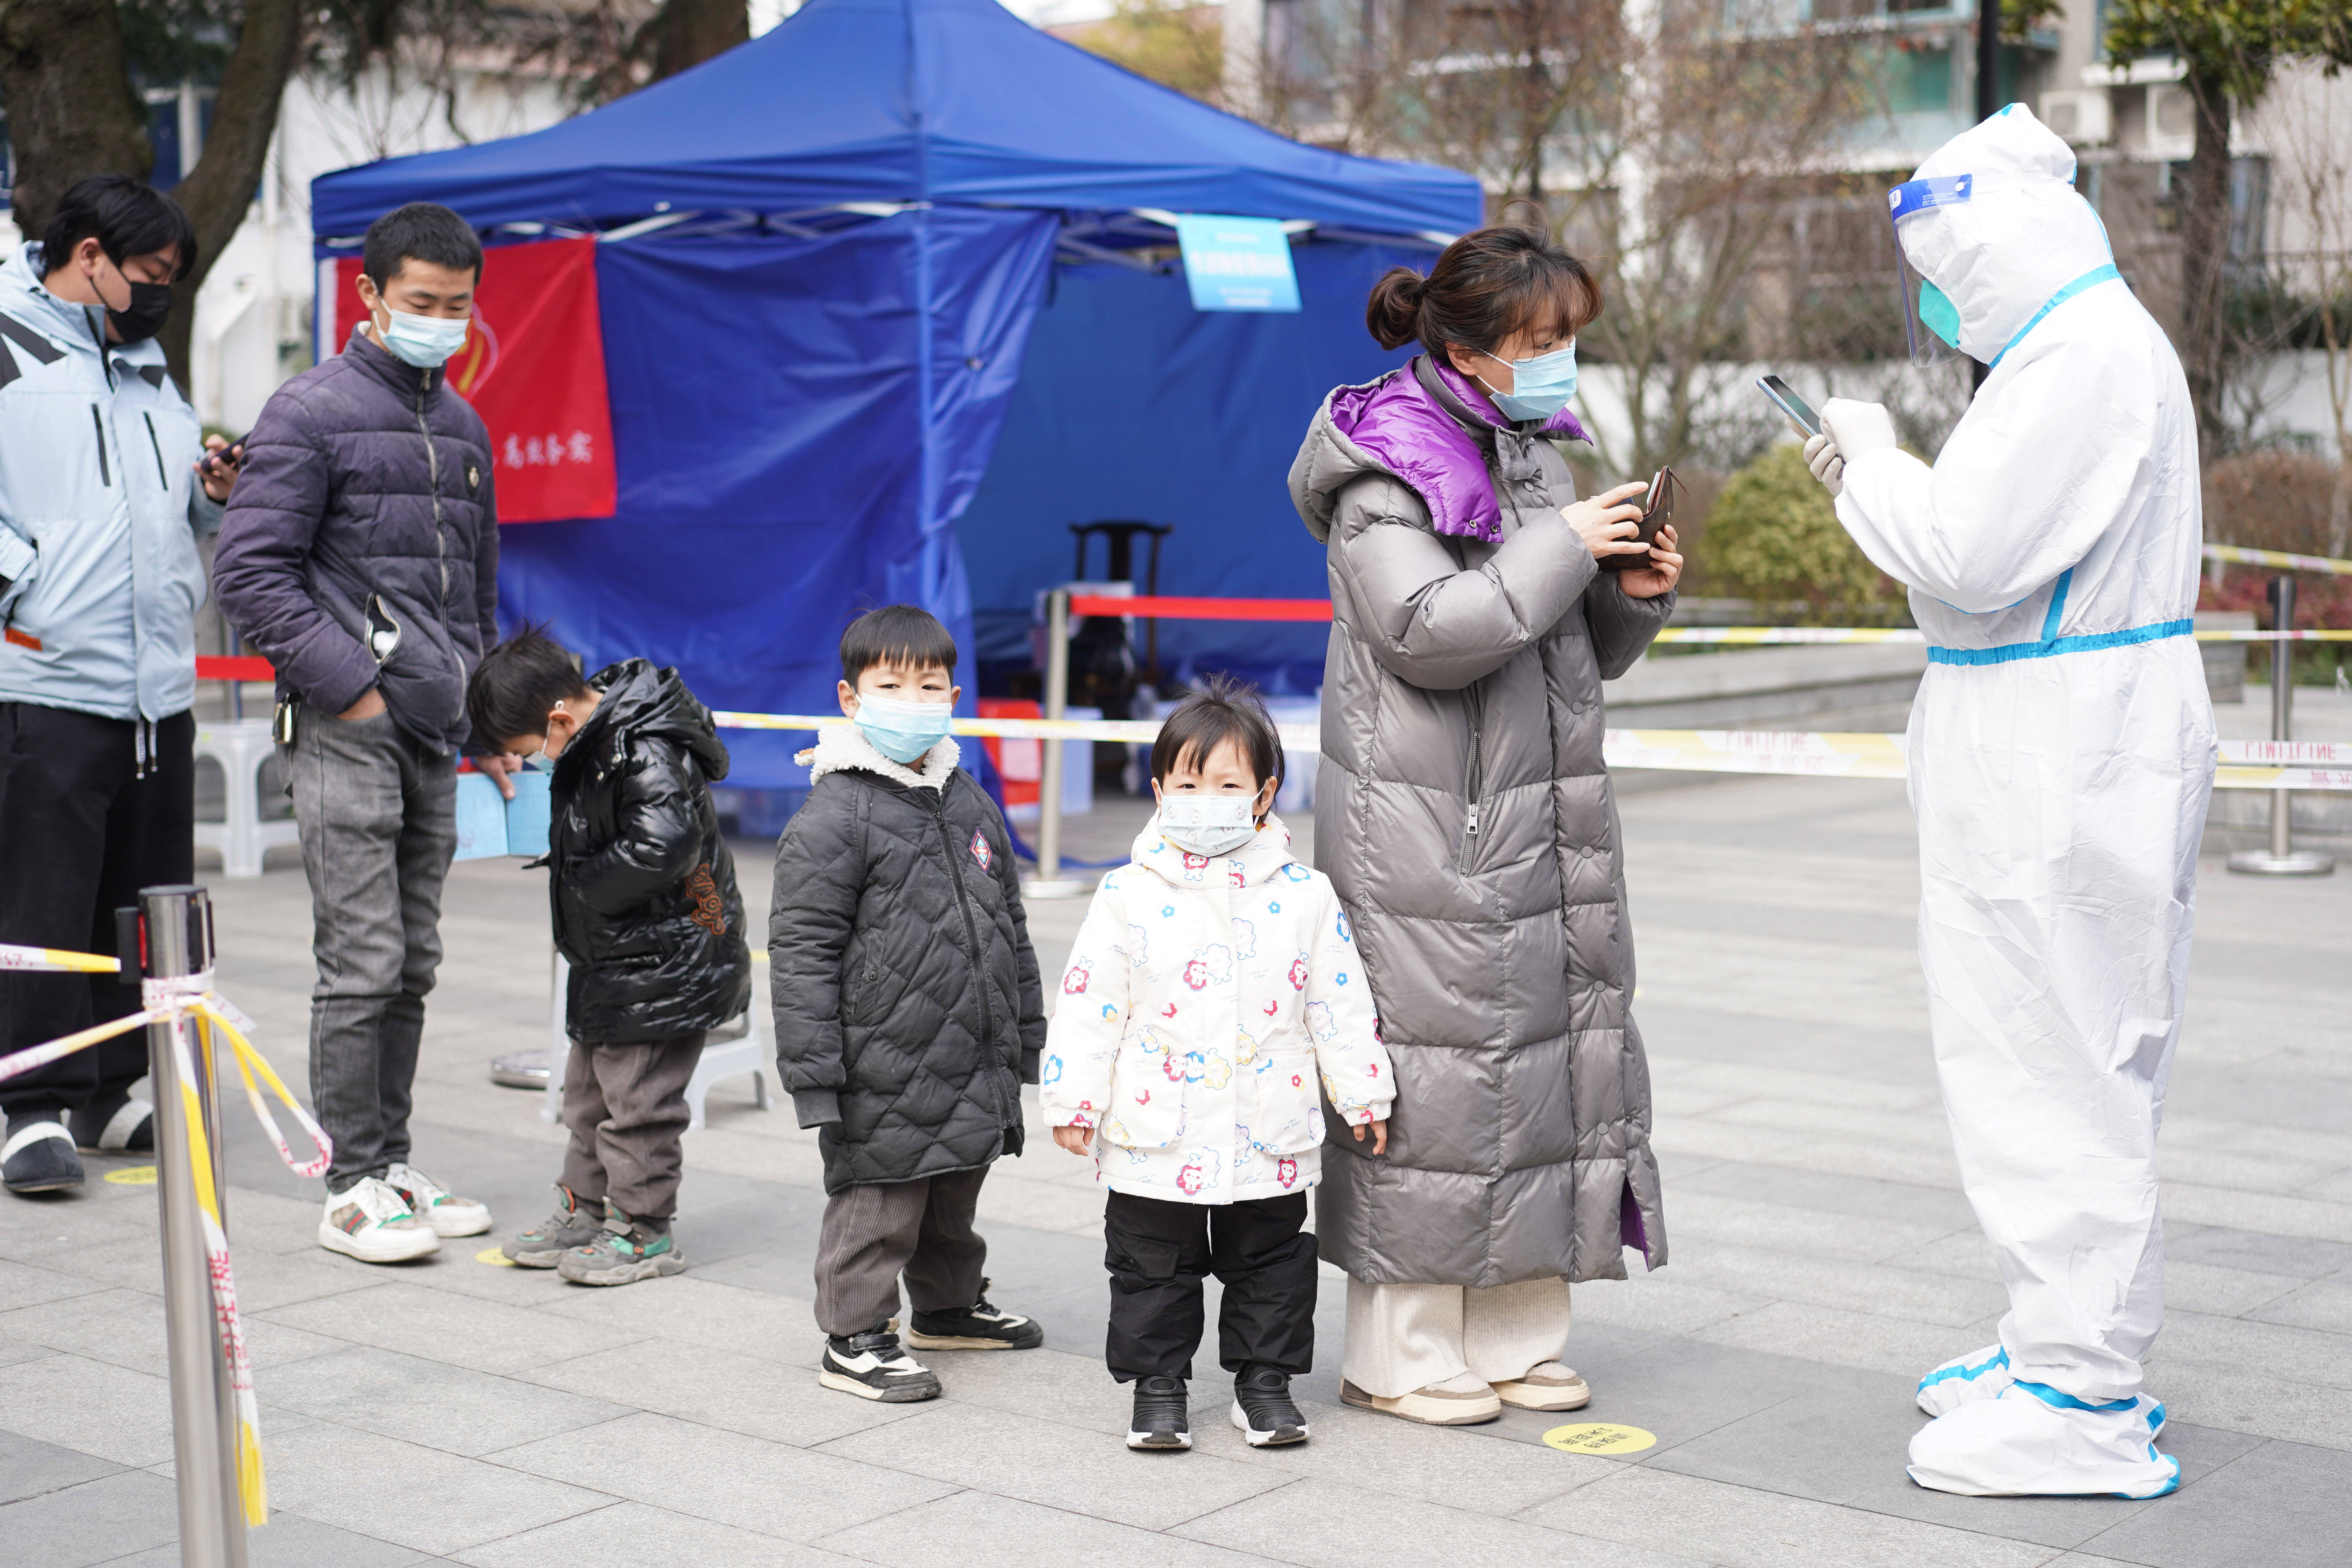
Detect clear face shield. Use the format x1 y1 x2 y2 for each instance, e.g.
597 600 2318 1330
1889 174 1971 367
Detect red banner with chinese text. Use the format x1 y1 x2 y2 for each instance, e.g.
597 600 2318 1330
332 236 616 524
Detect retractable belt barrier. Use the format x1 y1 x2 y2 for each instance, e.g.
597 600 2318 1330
0 939 327 1530
712 713 2352 793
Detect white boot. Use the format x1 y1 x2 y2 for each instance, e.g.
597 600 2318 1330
1908 1382 2178 1498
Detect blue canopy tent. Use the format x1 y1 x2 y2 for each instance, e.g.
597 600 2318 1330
310 0 1482 794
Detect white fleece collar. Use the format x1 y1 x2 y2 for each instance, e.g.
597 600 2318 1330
802 722 960 791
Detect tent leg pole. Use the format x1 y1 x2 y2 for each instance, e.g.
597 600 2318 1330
1028 588 1087 897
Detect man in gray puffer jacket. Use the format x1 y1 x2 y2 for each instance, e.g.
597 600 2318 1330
1292 229 1678 1427
212 203 506 1265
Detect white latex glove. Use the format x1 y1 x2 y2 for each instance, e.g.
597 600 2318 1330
1802 431 1844 498
1820 398 1897 466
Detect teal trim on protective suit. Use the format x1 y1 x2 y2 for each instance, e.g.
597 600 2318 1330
2014 1380 2137 1414
1918 1345 2008 1391
1927 617 2193 666
1990 264 2123 368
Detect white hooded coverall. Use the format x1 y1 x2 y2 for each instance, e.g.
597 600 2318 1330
1826 106 2215 1497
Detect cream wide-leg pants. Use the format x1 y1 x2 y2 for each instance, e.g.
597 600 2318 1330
1342 1276 1570 1398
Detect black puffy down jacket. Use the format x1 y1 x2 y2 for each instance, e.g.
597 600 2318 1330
548 659 751 1044
769 727 1045 1193
212 327 497 752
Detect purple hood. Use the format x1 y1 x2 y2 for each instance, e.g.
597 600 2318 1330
1327 356 1590 543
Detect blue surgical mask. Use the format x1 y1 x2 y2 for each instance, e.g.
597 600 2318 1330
1918 281 1962 350
524 752 557 773
1478 342 1579 423
379 307 471 369
853 691 954 765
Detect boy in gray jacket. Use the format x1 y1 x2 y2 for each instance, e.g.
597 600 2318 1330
770 606 1047 1401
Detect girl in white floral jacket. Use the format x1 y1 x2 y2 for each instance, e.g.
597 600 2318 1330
1044 677 1392 1454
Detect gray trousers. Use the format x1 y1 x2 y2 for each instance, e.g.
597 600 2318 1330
815 1165 990 1336
559 1032 705 1225
286 703 457 1194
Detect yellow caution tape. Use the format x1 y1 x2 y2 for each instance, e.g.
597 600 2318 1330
2204 542 2352 577
0 964 330 1530
0 943 122 973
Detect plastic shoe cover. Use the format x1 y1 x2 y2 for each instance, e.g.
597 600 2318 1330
1916 1344 2013 1417
1907 1382 2180 1498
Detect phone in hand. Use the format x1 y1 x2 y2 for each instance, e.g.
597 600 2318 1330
1756 374 1820 438
1599 466 1678 574
201 434 249 476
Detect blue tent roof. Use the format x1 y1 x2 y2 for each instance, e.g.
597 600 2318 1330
310 0 1482 237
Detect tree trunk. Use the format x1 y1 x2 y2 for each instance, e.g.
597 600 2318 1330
2178 64 2233 459
0 0 151 245
156 0 303 390
649 0 750 83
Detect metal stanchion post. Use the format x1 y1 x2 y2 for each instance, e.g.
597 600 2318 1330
2229 576 2335 876
140 885 250 1568
1027 587 1089 898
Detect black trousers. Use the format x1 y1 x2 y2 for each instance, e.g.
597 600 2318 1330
1103 1189 1316 1383
0 704 194 1118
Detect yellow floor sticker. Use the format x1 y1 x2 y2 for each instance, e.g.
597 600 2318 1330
1543 1422 1657 1456
102 1166 157 1185
475 1247 516 1267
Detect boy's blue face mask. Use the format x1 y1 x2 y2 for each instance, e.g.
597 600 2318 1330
1477 341 1579 423
854 691 954 765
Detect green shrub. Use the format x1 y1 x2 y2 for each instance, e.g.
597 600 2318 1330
1700 443 1901 623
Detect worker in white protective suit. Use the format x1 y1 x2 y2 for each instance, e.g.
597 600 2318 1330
1800 104 2216 1499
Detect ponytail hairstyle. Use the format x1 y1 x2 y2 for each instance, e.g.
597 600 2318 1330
1364 222 1603 371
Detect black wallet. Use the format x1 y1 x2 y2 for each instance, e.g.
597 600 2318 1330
1599 466 1679 573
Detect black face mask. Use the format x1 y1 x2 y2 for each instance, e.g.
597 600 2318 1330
105 280 174 344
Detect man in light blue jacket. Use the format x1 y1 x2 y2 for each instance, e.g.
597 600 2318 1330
0 176 240 1194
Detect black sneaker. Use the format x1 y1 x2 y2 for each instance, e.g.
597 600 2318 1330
906 1276 1045 1350
4 1115 83 1195
69 1094 154 1154
1230 1365 1310 1446
1127 1375 1192 1450
818 1325 942 1403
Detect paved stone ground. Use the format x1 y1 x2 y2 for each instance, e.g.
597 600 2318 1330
5 728 2351 1566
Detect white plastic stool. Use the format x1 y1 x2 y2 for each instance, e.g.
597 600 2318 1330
192 718 300 878
541 952 776 1133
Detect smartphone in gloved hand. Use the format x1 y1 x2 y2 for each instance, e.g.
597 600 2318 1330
1599 466 1679 574
1756 374 1821 437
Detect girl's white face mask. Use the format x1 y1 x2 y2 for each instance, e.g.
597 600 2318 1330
1157 793 1258 856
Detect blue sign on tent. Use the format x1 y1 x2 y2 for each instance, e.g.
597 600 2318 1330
1175 215 1301 313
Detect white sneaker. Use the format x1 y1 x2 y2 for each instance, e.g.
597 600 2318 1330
384 1161 493 1238
319 1177 441 1263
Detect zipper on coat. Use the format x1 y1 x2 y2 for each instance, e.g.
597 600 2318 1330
931 794 999 1060
142 413 169 487
90 405 111 486
1458 680 1486 873
417 383 448 603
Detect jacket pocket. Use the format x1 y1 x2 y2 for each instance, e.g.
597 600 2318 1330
1259 1049 1329 1154
1102 1037 1188 1151
843 960 886 1027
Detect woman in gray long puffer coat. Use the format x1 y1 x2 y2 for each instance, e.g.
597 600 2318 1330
1290 225 1680 1426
